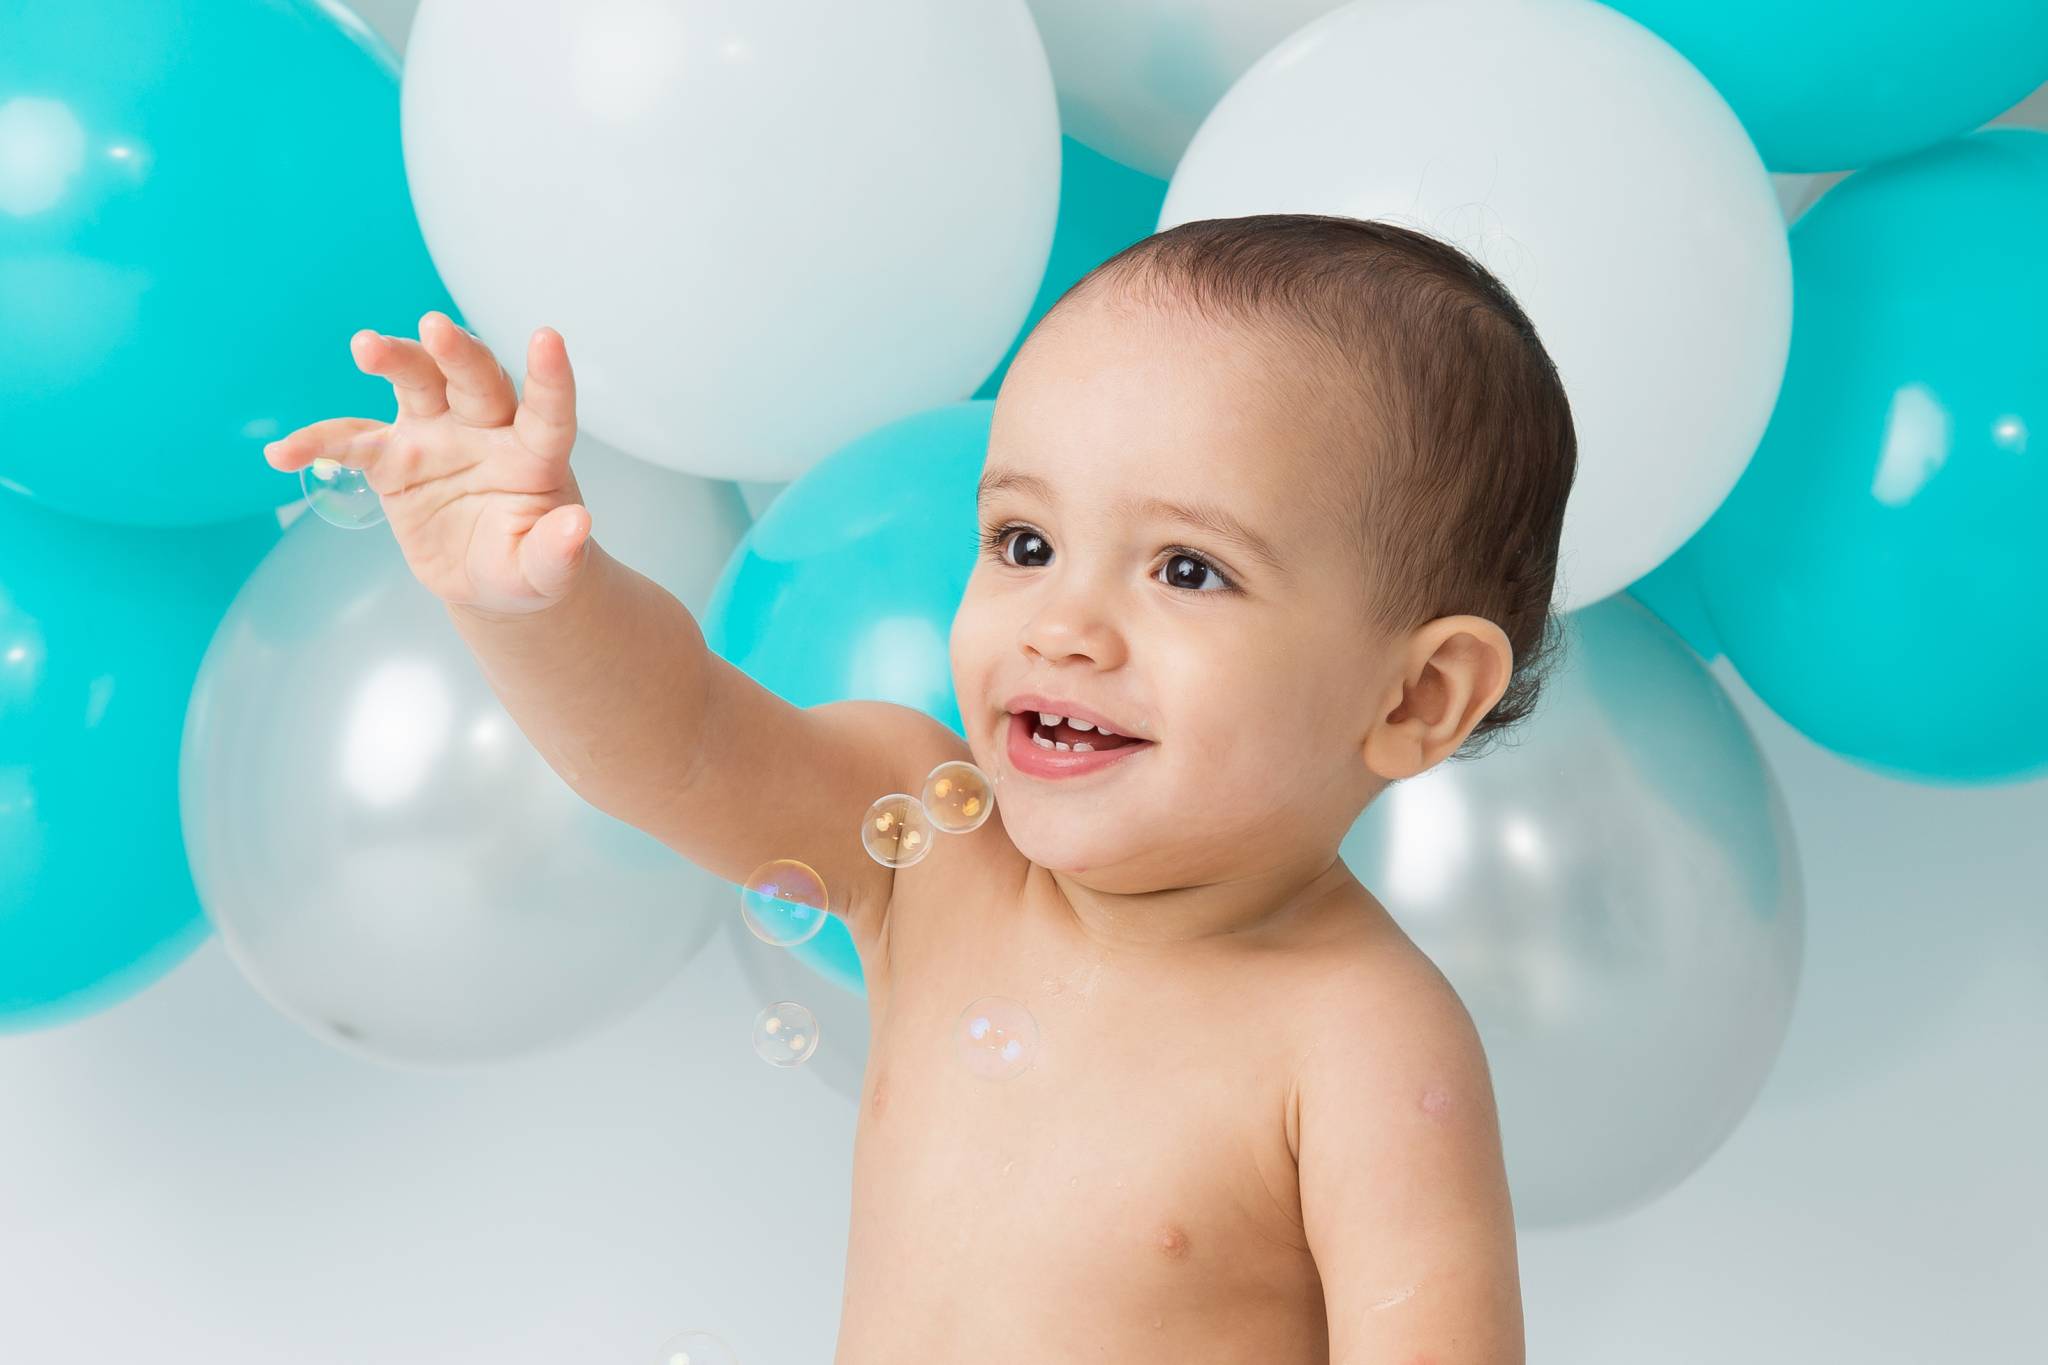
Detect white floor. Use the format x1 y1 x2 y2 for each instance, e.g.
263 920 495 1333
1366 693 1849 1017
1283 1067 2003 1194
4 657 2042 1361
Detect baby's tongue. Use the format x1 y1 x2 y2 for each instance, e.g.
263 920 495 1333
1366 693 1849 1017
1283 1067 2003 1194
1055 721 1139 748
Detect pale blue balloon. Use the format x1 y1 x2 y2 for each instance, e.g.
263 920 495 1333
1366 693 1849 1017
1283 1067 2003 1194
177 442 738 1065
1340 594 1803 1226
0 488 277 1029
703 402 992 996
0 0 458 526
1682 128 2048 784
1604 1 2048 172
972 136 1166 400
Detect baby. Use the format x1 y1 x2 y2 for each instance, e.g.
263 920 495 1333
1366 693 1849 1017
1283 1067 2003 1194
264 212 1576 1363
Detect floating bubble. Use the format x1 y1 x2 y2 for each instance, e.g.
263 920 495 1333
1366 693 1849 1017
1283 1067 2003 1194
956 996 1039 1079
921 760 995 834
301 458 385 529
739 858 829 947
753 1001 820 1067
654 1329 738 1365
860 792 932 868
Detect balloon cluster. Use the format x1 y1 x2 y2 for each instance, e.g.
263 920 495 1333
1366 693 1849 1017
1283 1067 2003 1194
3 0 2042 1247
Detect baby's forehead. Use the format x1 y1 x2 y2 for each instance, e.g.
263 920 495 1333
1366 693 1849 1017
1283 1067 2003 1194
993 291 1370 528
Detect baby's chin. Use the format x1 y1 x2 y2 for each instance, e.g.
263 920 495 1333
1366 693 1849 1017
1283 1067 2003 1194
1002 816 1156 886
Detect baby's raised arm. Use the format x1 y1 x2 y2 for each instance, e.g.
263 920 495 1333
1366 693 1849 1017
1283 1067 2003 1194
263 315 962 957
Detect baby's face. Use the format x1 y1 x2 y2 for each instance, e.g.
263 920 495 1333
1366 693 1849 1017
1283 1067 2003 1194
952 295 1400 890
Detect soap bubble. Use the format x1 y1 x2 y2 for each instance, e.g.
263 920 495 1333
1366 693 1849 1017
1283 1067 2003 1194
654 1329 738 1365
860 792 932 868
740 858 829 947
956 996 1039 1079
301 458 385 529
753 1001 820 1067
921 760 995 834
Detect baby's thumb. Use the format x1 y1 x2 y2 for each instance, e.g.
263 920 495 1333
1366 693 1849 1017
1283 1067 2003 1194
520 503 591 602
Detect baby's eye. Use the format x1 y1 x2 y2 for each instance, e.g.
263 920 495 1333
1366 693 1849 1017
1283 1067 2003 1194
983 523 1052 568
980 523 1235 594
1158 551 1230 593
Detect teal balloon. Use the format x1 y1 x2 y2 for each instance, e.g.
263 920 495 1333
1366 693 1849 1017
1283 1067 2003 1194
0 488 277 1029
1626 548 1723 663
1684 128 2048 784
1602 1 2048 173
703 402 991 996
0 0 458 526
972 137 1167 399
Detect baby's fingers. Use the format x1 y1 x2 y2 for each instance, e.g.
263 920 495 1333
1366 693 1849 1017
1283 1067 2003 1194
418 311 518 428
513 327 578 468
351 330 449 420
264 417 386 473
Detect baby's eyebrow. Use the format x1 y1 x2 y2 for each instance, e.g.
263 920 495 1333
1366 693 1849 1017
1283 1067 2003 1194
977 466 1288 574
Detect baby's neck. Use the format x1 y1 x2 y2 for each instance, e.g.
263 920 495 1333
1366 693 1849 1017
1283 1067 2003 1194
1045 853 1354 953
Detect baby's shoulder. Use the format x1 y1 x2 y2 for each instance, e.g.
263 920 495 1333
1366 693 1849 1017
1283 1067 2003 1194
1273 880 1450 1002
1274 889 1491 1104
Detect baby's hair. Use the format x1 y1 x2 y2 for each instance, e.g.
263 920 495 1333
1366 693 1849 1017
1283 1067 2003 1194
1034 213 1579 762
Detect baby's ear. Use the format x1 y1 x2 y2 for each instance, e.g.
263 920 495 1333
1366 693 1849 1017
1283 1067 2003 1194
1362 616 1512 779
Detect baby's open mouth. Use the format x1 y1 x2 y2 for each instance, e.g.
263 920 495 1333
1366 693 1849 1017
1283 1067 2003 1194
1017 710 1148 753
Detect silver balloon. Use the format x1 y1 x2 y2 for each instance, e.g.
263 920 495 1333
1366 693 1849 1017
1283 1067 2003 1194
180 440 752 1066
1340 593 1804 1228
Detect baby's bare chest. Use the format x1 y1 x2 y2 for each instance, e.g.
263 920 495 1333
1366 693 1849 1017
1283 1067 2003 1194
834 889 1327 1354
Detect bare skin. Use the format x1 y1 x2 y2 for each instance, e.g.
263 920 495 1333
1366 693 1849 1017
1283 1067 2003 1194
264 291 1526 1361
841 804 1451 1359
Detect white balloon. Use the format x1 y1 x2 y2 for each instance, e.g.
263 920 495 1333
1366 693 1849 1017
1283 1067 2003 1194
1160 0 1792 612
401 0 1060 481
1025 0 1347 178
180 441 751 1067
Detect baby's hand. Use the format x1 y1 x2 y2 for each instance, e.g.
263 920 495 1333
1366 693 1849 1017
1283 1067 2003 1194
263 313 591 618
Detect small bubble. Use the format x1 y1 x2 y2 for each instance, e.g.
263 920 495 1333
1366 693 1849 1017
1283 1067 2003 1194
300 459 385 529
861 792 933 868
753 1001 819 1067
921 760 995 834
956 996 1039 1080
740 858 829 947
